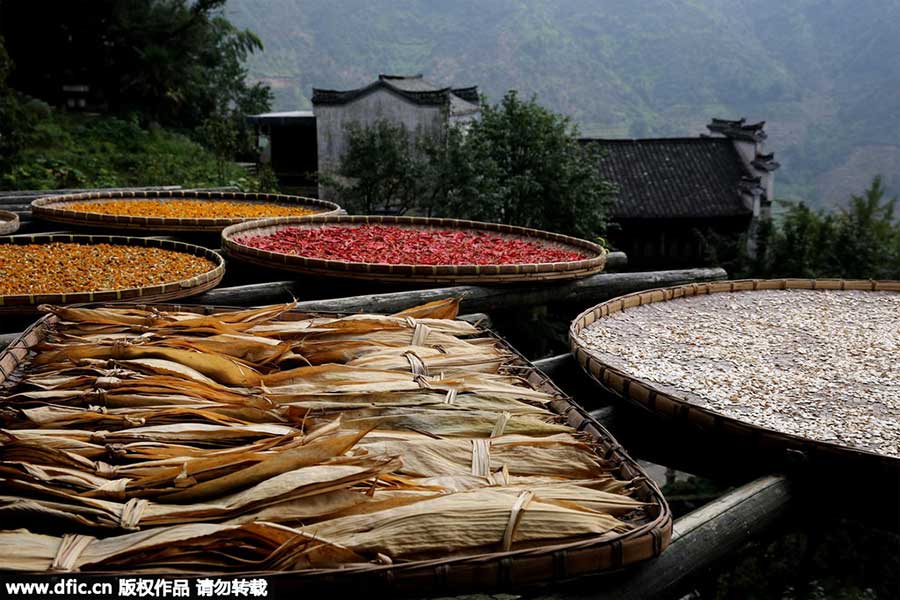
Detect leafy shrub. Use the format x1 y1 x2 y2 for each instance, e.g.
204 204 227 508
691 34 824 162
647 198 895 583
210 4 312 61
709 176 900 280
330 92 613 238
0 110 273 192
325 120 429 214
432 91 614 239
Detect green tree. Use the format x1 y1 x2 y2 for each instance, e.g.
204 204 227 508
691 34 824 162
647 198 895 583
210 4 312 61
719 176 900 279
0 36 9 91
0 4 274 190
416 124 497 218
766 202 838 278
331 92 613 238
832 175 898 279
198 112 239 184
433 91 613 238
0 35 38 174
0 1 271 131
329 120 430 214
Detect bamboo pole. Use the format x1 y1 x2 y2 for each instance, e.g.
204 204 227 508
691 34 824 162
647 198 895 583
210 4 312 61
537 475 792 600
533 354 572 377
193 267 727 312
0 268 725 348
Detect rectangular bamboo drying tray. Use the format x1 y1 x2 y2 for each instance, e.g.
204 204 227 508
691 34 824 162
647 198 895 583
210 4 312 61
0 301 671 595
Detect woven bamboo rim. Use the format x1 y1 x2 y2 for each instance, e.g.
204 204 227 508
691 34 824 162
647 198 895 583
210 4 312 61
0 234 225 314
1 303 671 592
31 190 342 233
221 215 607 284
570 278 900 472
0 209 19 235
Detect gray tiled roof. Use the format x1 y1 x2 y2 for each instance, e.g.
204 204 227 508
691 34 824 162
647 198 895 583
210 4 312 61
312 75 479 115
449 93 480 116
581 137 755 219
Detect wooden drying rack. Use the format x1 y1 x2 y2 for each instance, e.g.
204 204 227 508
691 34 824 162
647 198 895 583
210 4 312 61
0 185 829 596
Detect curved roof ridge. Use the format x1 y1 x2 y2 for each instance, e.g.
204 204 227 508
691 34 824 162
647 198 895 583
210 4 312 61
313 74 456 106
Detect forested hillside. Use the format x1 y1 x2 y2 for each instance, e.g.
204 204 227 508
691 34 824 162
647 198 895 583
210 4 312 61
226 0 900 208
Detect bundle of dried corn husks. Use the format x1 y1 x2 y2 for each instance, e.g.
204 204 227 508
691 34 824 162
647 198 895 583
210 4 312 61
0 299 647 573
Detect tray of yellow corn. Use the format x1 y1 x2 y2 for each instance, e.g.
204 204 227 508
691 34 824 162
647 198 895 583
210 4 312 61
31 189 342 233
0 234 224 315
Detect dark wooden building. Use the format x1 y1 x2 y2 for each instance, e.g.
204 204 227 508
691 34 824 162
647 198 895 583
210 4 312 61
246 111 318 196
582 118 780 270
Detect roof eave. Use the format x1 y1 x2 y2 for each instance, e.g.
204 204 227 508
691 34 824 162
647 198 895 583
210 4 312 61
313 79 452 107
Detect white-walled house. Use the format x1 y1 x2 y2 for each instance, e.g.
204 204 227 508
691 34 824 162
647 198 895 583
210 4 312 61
311 74 480 198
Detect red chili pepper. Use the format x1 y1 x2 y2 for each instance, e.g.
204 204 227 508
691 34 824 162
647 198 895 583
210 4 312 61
239 225 587 265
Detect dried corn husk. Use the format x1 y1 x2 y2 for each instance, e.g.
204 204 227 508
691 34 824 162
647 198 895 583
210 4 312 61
0 521 363 572
0 300 649 572
299 488 627 559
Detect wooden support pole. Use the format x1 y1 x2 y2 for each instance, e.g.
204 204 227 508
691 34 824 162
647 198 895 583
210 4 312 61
606 475 792 599
604 251 627 271
533 353 609 408
588 406 616 427
191 280 299 306
193 267 727 312
533 354 571 378
540 475 793 600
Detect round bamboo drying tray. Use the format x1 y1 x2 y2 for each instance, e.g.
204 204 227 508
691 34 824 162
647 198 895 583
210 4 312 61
0 210 19 235
0 303 671 593
0 234 225 314
221 215 607 284
570 278 900 473
31 189 342 233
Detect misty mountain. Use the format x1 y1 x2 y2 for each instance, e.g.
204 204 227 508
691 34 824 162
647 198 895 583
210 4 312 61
226 0 900 209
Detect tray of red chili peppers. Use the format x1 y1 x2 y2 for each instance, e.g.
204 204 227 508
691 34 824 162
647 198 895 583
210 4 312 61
221 215 607 284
